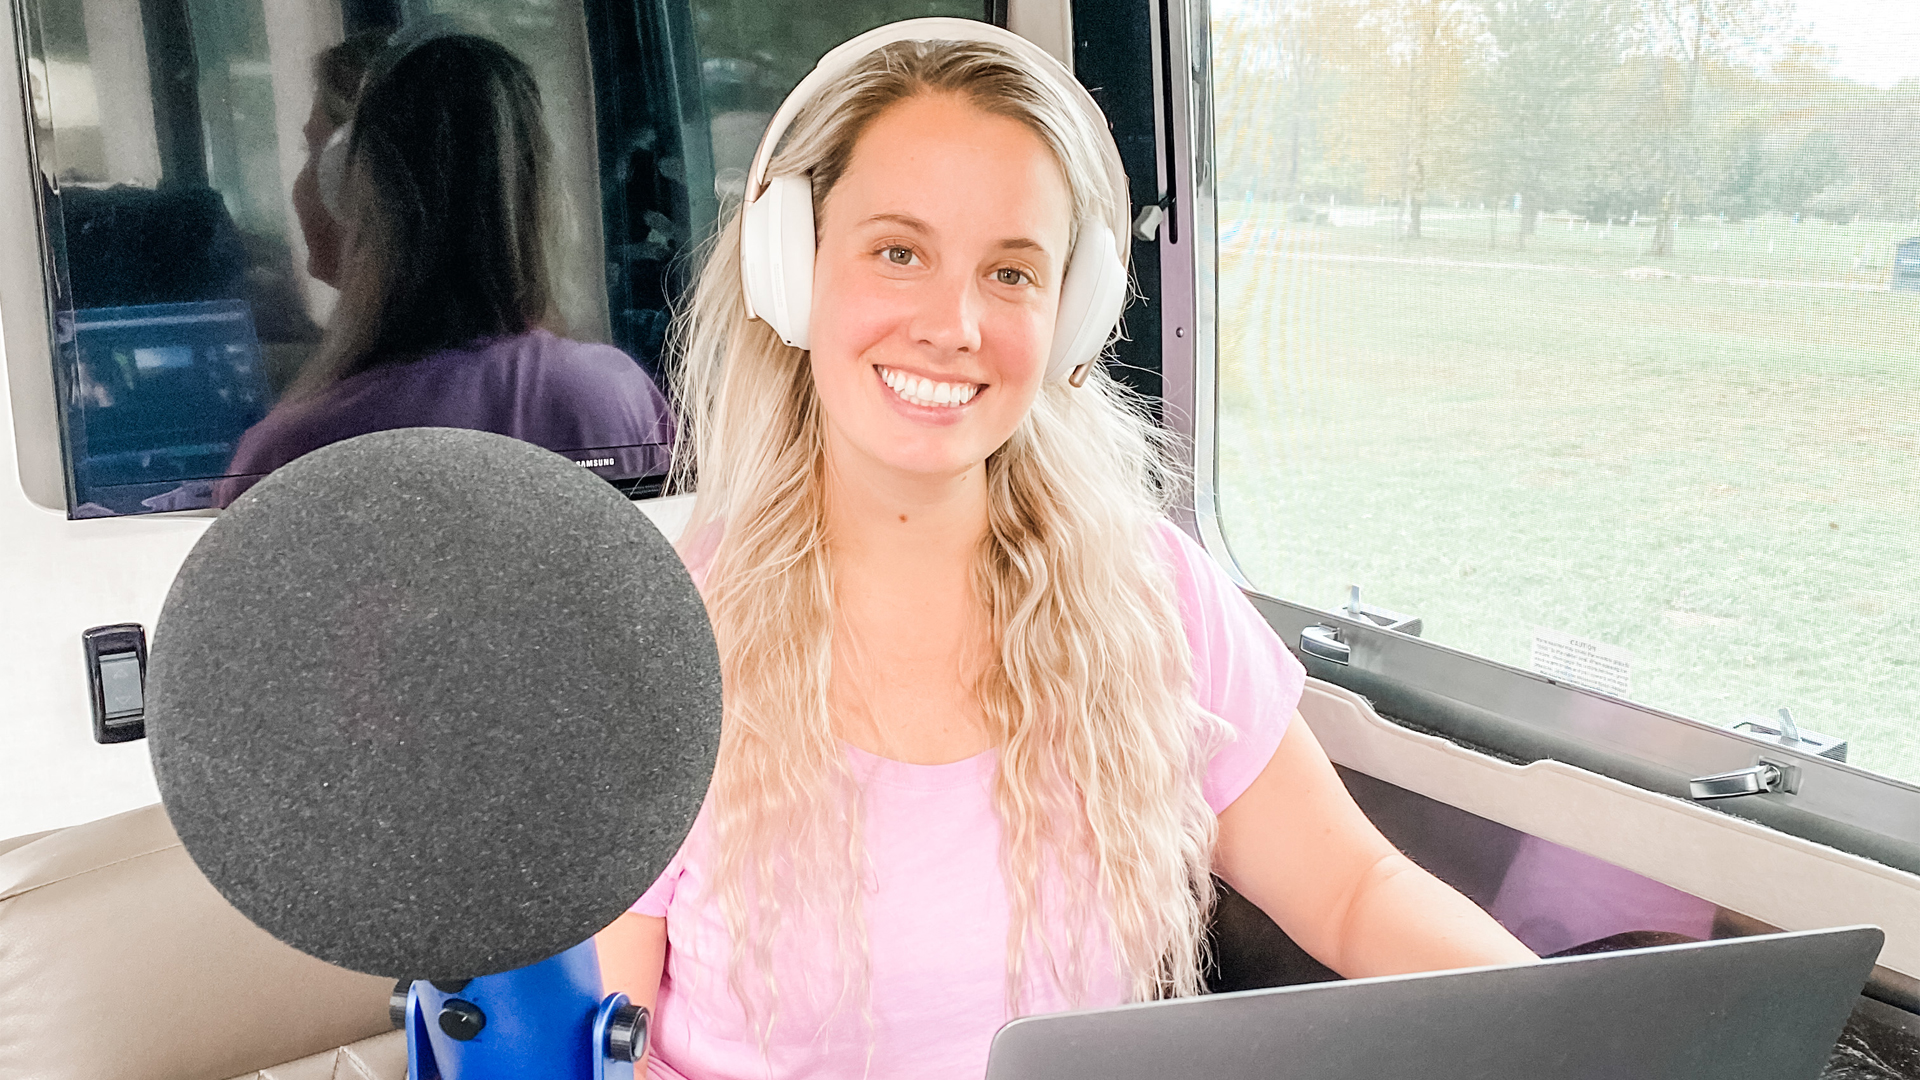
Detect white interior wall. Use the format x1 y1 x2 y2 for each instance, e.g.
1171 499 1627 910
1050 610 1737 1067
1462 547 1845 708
80 0 163 185
0 442 692 840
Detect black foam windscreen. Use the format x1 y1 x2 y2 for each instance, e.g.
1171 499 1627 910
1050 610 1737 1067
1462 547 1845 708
146 428 719 980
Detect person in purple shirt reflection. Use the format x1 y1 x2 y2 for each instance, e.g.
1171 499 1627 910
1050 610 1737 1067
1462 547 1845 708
220 33 671 506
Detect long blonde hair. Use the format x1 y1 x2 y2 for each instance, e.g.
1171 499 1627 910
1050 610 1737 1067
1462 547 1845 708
672 37 1225 1025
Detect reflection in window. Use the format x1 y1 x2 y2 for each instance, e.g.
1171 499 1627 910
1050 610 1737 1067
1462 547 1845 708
1209 0 1920 778
23 0 993 516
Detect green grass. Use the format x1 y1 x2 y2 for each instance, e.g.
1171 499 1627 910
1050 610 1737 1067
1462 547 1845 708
1214 201 1920 781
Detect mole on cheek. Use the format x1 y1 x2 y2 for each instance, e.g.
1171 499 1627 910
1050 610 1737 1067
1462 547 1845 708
899 515 908 523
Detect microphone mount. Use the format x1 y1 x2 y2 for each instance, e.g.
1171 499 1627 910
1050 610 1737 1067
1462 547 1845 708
391 941 650 1080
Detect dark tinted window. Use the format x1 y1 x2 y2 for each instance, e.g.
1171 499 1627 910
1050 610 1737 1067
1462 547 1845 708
20 0 989 516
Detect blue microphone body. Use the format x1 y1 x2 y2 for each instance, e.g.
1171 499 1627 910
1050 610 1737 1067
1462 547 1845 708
402 941 639 1080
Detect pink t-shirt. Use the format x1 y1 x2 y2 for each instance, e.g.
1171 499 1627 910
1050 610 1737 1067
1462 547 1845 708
628 522 1305 1080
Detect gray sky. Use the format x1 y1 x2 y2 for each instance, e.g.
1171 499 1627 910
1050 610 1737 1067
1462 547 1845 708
1795 0 1920 87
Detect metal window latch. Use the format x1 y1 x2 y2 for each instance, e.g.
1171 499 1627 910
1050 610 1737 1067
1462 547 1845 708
1132 193 1174 242
1689 760 1801 801
1299 625 1351 665
1732 708 1849 763
1299 588 1425 666
1337 586 1423 637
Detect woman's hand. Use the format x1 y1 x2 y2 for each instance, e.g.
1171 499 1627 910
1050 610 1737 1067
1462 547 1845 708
1215 713 1537 978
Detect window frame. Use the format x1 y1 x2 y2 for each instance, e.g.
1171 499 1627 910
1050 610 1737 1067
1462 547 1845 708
1115 0 1920 873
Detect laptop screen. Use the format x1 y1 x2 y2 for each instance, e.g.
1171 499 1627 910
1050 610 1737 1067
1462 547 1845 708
64 300 272 516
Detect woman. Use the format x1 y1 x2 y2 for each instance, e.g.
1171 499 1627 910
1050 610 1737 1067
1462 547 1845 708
221 34 672 504
597 23 1534 1079
290 30 386 290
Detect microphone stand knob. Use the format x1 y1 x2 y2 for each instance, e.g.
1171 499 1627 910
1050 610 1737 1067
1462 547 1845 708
437 998 488 1041
388 980 410 1030
607 1002 650 1062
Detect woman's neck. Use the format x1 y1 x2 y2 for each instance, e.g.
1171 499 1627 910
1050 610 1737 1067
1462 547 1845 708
822 447 989 575
821 438 995 765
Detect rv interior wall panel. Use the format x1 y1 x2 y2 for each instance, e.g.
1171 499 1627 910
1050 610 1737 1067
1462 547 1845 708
0 0 68 511
1302 679 1920 981
80 0 163 185
1007 0 1072 69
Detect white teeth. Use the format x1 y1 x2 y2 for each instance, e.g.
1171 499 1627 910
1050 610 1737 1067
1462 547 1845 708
877 367 979 408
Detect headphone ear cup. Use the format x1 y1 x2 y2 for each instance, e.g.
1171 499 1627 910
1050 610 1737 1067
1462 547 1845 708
317 123 352 223
1047 221 1128 380
739 174 816 349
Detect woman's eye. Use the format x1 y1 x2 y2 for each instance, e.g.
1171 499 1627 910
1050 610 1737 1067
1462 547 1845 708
883 246 915 266
994 268 1032 286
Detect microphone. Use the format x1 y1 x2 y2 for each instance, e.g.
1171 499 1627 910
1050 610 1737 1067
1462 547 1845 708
145 427 720 1079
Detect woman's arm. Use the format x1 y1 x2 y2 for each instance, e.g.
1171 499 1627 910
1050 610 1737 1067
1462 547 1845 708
595 912 668 1061
1215 713 1537 978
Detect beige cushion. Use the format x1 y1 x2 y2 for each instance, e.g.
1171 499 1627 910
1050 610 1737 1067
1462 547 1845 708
220 1031 405 1080
0 804 397 1080
0 830 52 860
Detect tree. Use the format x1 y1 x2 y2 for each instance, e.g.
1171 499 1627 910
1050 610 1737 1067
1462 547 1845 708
1713 117 1766 220
1337 0 1491 239
1631 0 1789 255
1769 129 1847 217
1213 0 1345 203
1473 0 1626 248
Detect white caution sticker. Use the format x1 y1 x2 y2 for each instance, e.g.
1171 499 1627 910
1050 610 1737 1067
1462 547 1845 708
1530 626 1633 699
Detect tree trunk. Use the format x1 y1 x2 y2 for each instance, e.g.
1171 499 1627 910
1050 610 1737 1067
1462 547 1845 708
1651 192 1677 255
1409 156 1425 240
1287 111 1301 196
1652 1 1708 258
1400 48 1428 242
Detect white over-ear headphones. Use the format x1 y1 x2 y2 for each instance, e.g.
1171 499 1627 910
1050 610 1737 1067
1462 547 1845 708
317 122 353 222
739 18 1131 385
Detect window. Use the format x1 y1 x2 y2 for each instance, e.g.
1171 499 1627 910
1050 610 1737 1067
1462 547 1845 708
1188 0 1920 845
16 0 987 516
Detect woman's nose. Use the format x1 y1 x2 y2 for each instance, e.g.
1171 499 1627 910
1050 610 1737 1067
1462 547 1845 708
909 270 983 355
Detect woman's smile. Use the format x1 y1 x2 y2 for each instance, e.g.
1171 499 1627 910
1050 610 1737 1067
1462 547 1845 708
875 364 983 411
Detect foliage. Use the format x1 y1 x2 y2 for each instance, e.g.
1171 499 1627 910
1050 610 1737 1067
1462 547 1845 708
1214 0 1920 247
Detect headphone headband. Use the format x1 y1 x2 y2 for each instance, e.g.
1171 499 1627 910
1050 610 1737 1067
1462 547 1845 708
744 18 1126 229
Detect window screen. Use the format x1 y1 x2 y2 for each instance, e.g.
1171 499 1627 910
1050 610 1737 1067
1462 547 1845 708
1209 0 1920 781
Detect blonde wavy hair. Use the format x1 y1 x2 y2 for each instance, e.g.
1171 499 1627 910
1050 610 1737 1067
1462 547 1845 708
672 37 1227 1028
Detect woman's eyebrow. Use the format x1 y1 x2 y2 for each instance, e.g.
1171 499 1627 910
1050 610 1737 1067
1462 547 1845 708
861 212 933 233
859 214 1049 253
